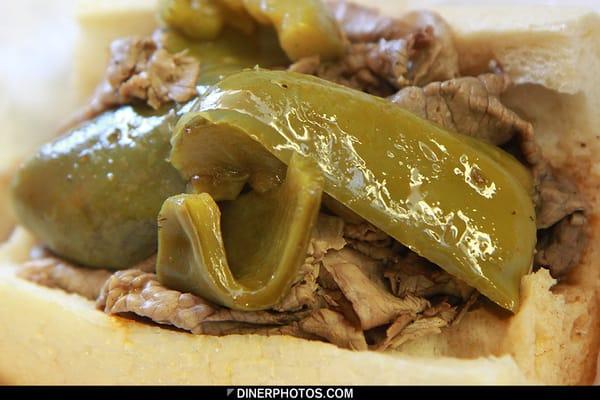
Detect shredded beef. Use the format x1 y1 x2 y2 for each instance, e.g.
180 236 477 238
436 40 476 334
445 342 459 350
401 11 459 86
20 257 112 300
390 73 522 145
98 269 365 350
531 161 587 278
273 214 346 312
299 309 368 350
98 270 307 332
535 212 588 277
343 222 389 242
323 248 388 290
98 270 215 332
322 249 429 330
315 287 362 326
344 239 400 264
380 309 456 350
85 36 199 118
326 1 459 85
328 0 410 42
342 221 401 263
289 37 415 96
535 169 586 229
384 252 473 300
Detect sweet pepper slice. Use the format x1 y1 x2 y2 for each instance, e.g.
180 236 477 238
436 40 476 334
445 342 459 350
156 153 323 310
170 70 537 311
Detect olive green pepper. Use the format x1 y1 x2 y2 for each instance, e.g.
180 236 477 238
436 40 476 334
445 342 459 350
11 105 187 269
170 70 537 311
160 0 344 62
242 0 346 61
160 0 258 40
160 0 227 40
156 153 323 310
163 27 289 79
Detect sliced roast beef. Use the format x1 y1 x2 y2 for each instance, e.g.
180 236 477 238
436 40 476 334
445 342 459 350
327 0 410 42
535 212 588 277
322 249 429 330
291 3 459 95
289 38 415 96
328 1 459 84
535 169 587 229
20 257 112 300
84 36 199 119
384 252 473 300
273 214 346 312
390 74 522 145
379 307 456 350
98 270 307 332
299 308 368 350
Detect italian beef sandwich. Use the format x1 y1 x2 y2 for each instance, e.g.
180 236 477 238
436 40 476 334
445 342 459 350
0 0 599 385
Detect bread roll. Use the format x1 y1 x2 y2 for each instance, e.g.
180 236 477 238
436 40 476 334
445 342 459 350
0 0 597 384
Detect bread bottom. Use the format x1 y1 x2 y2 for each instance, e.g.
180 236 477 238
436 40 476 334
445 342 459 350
0 0 598 385
0 261 525 385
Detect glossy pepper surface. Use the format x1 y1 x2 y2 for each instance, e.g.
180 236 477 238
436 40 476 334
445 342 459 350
242 0 346 61
160 0 228 40
170 70 537 311
160 0 345 62
157 154 323 310
11 106 187 269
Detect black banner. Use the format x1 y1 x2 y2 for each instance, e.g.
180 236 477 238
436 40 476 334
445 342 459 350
0 386 599 399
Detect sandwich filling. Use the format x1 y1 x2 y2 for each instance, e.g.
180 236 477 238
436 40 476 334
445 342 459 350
11 0 588 351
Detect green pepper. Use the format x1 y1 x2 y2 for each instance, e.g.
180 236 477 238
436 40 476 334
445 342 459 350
156 153 323 310
170 70 537 311
160 0 224 40
160 0 258 40
242 0 346 61
160 0 345 62
11 105 187 269
163 26 288 71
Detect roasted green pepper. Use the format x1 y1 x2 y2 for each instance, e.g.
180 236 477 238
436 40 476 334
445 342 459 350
10 29 288 270
11 106 187 269
170 70 537 311
242 0 346 61
163 26 288 71
160 0 345 62
160 0 227 40
157 154 323 310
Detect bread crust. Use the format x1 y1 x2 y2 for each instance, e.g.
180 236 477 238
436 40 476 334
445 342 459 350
0 0 598 384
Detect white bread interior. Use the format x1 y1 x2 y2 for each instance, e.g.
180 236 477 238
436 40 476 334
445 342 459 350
0 0 598 385
0 228 525 385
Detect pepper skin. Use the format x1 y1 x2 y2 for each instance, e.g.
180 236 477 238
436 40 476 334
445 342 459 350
159 0 228 40
11 106 187 269
242 0 346 61
156 153 323 310
160 0 345 62
170 70 537 311
10 32 286 270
